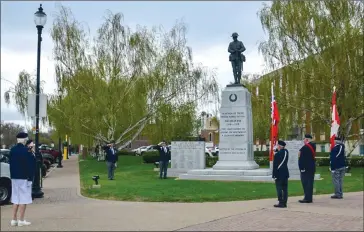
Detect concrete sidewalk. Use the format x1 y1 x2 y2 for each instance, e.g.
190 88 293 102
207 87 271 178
1 156 363 231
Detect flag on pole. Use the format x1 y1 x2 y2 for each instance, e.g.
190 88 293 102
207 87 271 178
330 86 340 150
270 82 280 162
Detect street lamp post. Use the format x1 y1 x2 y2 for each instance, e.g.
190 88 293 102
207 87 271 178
57 89 63 168
32 4 47 199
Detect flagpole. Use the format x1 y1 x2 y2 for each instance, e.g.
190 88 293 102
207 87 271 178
269 82 274 169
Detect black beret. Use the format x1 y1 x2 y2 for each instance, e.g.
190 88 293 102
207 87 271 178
278 140 286 147
26 139 34 146
16 132 28 139
304 134 313 139
107 140 115 145
335 136 341 141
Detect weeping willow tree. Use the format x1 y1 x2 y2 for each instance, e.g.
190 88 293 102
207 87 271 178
248 0 364 153
43 6 218 148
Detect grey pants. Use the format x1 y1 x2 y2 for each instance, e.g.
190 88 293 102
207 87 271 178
106 162 115 180
331 167 345 197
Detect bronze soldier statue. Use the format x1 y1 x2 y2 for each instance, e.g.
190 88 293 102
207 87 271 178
228 32 246 84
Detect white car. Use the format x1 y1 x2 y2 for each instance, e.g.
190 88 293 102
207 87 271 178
205 147 214 157
0 162 11 205
134 146 152 156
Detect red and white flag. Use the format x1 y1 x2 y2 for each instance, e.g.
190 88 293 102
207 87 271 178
270 82 280 162
330 86 340 150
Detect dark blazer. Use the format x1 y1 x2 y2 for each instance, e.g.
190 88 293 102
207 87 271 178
272 148 290 179
153 145 170 162
9 143 35 181
298 142 316 173
105 147 118 163
330 143 346 170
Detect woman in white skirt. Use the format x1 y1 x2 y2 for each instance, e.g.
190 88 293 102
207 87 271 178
9 133 36 227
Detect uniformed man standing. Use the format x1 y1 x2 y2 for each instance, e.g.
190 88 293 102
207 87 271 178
9 132 35 227
228 32 246 84
272 140 289 208
298 134 316 203
330 136 346 199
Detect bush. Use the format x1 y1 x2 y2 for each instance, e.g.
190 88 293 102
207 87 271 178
116 150 135 156
142 151 160 163
314 156 364 167
254 151 269 157
206 157 218 167
316 152 330 157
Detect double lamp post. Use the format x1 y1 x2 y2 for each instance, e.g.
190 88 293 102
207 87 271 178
32 4 47 199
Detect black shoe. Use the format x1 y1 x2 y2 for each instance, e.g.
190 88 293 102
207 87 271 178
274 204 287 208
163 176 167 179
331 195 343 199
299 199 312 203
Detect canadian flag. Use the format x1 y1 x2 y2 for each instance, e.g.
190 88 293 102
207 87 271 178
330 86 340 150
270 82 280 162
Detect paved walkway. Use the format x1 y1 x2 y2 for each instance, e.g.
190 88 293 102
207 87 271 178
1 156 363 231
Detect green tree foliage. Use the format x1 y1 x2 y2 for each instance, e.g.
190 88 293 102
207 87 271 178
3 72 45 116
45 6 218 147
249 0 364 145
0 122 25 147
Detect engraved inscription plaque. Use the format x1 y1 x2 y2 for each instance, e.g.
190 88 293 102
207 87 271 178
171 141 205 170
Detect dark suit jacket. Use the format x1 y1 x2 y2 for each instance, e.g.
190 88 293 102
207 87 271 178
272 148 289 180
105 147 118 163
298 142 316 173
153 145 170 162
9 143 35 181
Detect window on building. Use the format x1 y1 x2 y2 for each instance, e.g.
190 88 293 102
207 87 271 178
209 133 212 142
209 121 212 127
360 145 364 156
321 145 325 152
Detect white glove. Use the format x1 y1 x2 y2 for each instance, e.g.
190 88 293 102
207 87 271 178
301 169 306 173
27 181 32 187
114 163 117 168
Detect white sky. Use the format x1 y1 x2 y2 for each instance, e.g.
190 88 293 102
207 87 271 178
1 1 269 130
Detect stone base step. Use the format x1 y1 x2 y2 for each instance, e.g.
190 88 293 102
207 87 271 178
187 168 272 176
178 174 274 182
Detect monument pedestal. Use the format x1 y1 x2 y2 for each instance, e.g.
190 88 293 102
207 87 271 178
179 85 271 181
212 161 259 170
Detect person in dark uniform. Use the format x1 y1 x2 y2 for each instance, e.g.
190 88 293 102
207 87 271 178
272 140 289 208
298 134 316 203
330 136 346 199
152 141 170 179
104 140 118 180
9 132 35 227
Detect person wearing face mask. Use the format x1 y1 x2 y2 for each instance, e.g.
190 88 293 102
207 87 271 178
9 132 35 227
298 134 316 203
105 140 118 180
272 140 289 208
153 141 170 179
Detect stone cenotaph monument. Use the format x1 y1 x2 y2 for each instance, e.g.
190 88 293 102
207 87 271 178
179 33 272 181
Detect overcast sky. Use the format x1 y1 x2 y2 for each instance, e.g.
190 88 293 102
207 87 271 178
1 1 270 129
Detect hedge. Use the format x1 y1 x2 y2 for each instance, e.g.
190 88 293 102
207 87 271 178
142 151 160 163
116 150 136 156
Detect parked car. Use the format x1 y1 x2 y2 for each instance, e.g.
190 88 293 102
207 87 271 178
39 145 62 161
140 145 155 156
0 162 11 205
0 149 10 163
132 146 150 156
205 147 214 157
41 152 55 164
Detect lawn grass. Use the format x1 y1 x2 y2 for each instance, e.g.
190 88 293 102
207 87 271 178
79 156 364 202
